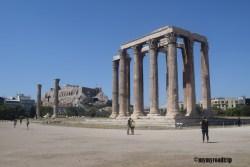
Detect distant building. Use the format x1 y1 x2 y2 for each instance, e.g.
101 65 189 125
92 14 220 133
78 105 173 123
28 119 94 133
0 97 4 104
4 94 35 111
211 96 246 110
42 84 109 107
245 98 250 106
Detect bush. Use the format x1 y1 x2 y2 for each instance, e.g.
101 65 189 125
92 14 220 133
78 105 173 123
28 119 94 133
64 107 86 117
212 106 224 116
64 105 111 118
239 106 250 116
0 104 26 120
215 105 250 117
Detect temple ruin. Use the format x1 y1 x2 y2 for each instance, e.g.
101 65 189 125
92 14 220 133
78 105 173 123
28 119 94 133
111 26 211 119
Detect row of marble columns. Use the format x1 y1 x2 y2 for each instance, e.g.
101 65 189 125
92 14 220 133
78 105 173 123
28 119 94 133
36 79 60 119
111 33 211 119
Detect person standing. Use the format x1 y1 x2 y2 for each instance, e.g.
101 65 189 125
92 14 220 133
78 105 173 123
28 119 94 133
237 117 241 127
201 117 209 143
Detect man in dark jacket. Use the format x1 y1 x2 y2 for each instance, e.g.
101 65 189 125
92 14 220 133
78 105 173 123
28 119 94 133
127 117 132 135
201 117 209 143
237 117 241 127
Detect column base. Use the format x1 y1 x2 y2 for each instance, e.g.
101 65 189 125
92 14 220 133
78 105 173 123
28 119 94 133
131 112 145 119
164 118 178 128
147 113 161 118
165 116 205 128
165 113 182 119
116 115 129 120
110 113 118 119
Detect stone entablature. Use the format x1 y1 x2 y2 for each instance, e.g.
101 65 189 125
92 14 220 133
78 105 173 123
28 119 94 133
121 26 207 50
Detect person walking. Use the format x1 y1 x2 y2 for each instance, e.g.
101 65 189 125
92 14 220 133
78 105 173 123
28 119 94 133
201 117 209 143
26 118 30 130
13 118 17 128
20 117 23 125
127 117 132 135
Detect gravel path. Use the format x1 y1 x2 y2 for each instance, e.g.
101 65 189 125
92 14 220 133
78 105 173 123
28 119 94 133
0 122 249 167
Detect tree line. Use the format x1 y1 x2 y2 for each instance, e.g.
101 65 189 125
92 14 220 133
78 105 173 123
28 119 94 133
0 103 111 120
1 102 249 120
0 104 36 120
212 105 250 116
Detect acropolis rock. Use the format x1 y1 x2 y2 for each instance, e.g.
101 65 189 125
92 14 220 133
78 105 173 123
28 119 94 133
42 84 109 108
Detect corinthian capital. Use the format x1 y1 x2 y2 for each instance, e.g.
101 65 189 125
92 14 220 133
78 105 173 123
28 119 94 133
147 39 158 49
201 42 209 52
119 49 127 59
166 32 177 44
112 60 118 69
132 45 142 55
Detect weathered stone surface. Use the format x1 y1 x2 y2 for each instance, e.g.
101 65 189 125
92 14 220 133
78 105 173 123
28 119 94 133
52 79 60 118
42 84 109 108
148 39 159 116
36 84 42 119
132 45 144 118
118 50 128 117
110 60 119 118
166 32 179 118
183 38 197 116
201 42 211 116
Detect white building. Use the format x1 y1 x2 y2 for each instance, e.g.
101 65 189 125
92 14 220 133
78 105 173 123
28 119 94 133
211 96 246 110
4 94 35 111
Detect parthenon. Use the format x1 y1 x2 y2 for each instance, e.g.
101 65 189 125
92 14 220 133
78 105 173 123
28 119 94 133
111 26 211 119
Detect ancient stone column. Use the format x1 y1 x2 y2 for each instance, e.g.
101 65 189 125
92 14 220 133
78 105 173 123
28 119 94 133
166 33 179 118
184 38 196 116
36 84 42 119
148 39 159 116
201 42 211 115
126 57 131 115
52 78 60 118
132 45 144 118
118 50 128 117
110 60 119 118
140 54 144 114
165 48 168 113
181 48 187 111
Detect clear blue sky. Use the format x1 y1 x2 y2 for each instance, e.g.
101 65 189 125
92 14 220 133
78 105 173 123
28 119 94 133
0 0 250 106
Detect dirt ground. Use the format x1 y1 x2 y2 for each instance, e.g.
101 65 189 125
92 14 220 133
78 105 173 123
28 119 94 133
0 121 249 167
